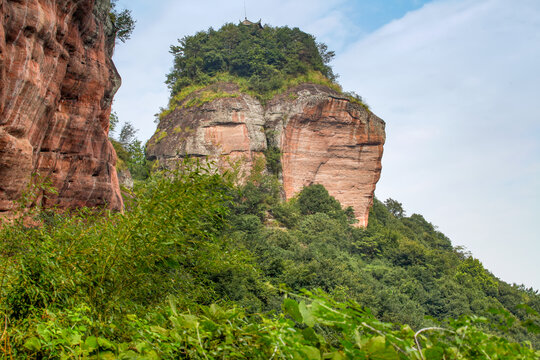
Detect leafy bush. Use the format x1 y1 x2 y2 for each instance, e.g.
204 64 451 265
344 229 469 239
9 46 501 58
109 0 135 43
227 176 540 347
12 293 540 359
297 184 344 218
0 160 271 356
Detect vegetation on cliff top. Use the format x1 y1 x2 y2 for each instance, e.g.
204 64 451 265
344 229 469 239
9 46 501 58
165 23 337 98
1 161 539 358
158 23 371 120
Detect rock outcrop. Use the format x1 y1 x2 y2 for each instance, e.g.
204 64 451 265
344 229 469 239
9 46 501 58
148 83 267 179
0 0 123 214
148 83 385 226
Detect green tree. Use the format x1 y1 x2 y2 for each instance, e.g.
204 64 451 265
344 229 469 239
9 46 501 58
118 122 137 147
166 23 336 97
109 111 119 136
384 198 406 218
297 184 342 217
110 118 150 181
110 0 136 43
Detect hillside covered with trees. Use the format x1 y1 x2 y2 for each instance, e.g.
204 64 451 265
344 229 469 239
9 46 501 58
0 161 538 358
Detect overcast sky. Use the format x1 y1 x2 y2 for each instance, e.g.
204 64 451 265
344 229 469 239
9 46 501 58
112 0 540 290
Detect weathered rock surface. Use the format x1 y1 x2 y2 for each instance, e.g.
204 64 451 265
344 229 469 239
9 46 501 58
148 83 267 179
0 0 123 213
148 83 385 226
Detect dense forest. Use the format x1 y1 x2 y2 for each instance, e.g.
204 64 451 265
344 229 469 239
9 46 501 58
0 160 538 358
0 21 538 359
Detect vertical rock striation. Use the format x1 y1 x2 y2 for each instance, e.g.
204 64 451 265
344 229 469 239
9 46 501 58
149 83 385 226
0 0 122 213
268 85 385 227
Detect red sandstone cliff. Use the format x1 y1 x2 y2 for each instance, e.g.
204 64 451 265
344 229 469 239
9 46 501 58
0 0 123 213
147 83 385 226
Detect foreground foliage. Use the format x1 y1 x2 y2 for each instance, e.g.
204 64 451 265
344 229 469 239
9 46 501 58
4 292 538 359
0 162 538 358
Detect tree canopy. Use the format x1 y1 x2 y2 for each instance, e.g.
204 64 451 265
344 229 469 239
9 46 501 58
109 0 136 44
166 23 336 97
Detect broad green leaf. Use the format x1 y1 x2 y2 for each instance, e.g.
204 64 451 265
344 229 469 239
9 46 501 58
85 336 99 351
24 337 42 351
425 346 444 360
283 298 302 323
300 301 316 327
176 314 199 329
364 336 399 360
299 345 321 360
36 323 49 338
302 327 321 345
97 337 115 350
68 333 82 346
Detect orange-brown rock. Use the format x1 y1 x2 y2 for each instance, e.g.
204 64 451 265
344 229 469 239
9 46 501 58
268 85 385 227
0 0 122 214
147 83 267 179
148 83 385 226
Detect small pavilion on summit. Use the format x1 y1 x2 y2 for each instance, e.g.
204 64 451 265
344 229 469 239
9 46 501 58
240 17 263 29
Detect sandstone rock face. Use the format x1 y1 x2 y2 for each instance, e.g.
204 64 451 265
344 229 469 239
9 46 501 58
268 85 385 227
148 83 385 226
0 0 123 213
147 83 267 179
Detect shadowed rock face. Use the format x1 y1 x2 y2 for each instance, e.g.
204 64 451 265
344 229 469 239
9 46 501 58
148 83 385 226
0 0 122 213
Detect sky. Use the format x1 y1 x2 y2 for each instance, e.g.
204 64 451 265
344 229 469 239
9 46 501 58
112 0 540 290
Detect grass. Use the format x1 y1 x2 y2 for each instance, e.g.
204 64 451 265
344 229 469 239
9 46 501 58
158 71 344 120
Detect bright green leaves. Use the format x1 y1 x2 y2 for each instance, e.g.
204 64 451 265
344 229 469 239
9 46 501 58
283 298 303 323
3 151 540 358
16 294 540 359
455 256 498 293
23 337 41 352
297 184 343 217
300 301 316 327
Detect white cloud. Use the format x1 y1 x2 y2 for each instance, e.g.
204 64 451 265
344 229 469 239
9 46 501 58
335 0 540 289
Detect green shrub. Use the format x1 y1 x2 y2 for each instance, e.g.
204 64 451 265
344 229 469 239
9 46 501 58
297 184 343 217
2 168 539 357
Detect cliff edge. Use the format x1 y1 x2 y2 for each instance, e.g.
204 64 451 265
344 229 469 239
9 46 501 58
0 0 123 213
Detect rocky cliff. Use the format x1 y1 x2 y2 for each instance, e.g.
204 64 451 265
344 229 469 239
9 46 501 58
0 0 122 214
148 83 385 226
